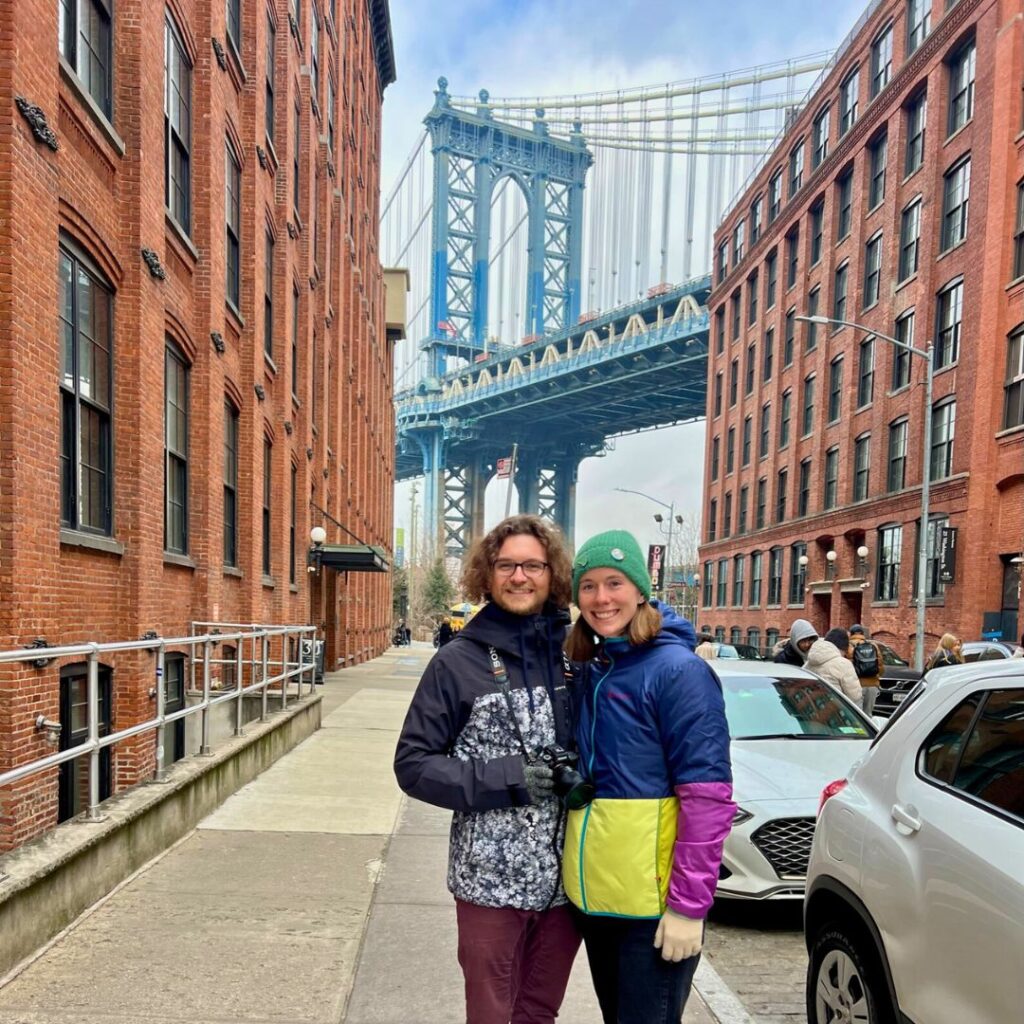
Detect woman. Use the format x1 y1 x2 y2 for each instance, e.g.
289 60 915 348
562 530 735 1024
927 633 964 670
804 627 863 705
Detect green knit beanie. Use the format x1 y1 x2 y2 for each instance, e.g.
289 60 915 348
572 530 652 604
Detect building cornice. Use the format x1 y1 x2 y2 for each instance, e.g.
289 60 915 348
368 0 396 90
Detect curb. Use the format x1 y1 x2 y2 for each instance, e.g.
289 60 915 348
694 957 758 1024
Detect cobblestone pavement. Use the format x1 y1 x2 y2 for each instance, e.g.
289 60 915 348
703 900 808 1024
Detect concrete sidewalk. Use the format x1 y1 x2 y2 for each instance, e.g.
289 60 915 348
0 644 717 1024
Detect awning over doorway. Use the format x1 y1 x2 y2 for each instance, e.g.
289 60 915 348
315 544 390 573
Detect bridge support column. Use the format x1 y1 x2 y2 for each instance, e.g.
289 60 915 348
514 456 540 516
443 457 490 561
552 457 580 549
414 430 446 556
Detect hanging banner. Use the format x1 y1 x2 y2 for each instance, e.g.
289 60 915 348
647 544 666 593
496 456 514 479
395 528 405 569
939 527 958 584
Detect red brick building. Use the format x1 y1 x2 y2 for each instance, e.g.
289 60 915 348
700 0 1024 660
0 0 397 849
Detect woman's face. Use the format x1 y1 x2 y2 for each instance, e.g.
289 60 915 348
577 568 644 638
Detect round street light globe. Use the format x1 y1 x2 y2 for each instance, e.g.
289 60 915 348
826 550 837 561
310 526 327 545
798 554 809 566
856 545 869 559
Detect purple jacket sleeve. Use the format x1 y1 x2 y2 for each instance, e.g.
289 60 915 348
666 780 737 918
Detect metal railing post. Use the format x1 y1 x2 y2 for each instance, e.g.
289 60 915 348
200 639 212 755
280 630 288 711
234 639 245 736
86 646 104 822
154 643 168 782
261 632 269 719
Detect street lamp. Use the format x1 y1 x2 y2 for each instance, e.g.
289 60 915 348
309 525 327 573
796 313 934 671
613 487 683 599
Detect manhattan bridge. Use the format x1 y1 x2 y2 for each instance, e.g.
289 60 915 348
382 53 833 556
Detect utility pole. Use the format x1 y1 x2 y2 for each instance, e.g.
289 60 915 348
409 482 419 634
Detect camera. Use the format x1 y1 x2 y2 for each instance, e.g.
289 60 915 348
538 744 595 810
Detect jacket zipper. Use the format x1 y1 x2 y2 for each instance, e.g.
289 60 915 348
577 653 614 913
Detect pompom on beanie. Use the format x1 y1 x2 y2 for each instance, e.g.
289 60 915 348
572 530 651 605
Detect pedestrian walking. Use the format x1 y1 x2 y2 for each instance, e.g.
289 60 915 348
927 633 964 670
773 618 818 666
437 616 454 647
805 627 863 705
694 632 716 661
562 530 735 1024
849 624 883 715
394 514 582 1024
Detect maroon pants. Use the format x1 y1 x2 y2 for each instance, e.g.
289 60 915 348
455 899 581 1024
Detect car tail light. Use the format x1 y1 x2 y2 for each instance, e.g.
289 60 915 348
818 778 848 815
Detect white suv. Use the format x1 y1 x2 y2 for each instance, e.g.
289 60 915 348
804 660 1024 1024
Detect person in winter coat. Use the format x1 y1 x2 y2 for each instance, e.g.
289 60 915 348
927 633 964 670
773 618 818 666
436 617 454 647
849 624 883 715
694 633 716 660
562 530 735 1024
805 627 863 705
394 514 582 1024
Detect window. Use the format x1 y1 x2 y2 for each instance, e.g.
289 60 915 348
947 38 976 135
293 100 301 211
789 139 805 197
941 157 971 251
763 328 774 381
888 418 908 492
780 389 791 447
717 558 729 607
1015 182 1024 281
225 141 241 308
730 626 742 646
733 220 746 265
1005 325 1024 429
165 343 188 553
738 486 749 534
747 627 762 651
729 359 739 406
264 231 274 358
836 170 853 240
766 627 780 651
768 547 784 604
801 374 815 436
165 15 192 232
907 0 930 53
716 240 728 284
730 291 741 340
750 551 763 606
224 402 238 566
863 233 883 308
715 308 725 353
858 336 875 407
292 282 300 398
775 468 788 524
905 92 927 175
746 343 756 394
726 426 736 474
711 436 720 480
798 459 812 517
935 278 963 368
840 67 859 135
789 541 807 603
785 226 799 288
899 198 921 281
742 416 752 466
765 250 778 309
262 438 273 576
931 399 956 480
812 107 830 169
876 524 902 601
310 1 320 105
870 23 893 97
759 403 771 459
853 433 871 501
708 499 718 542
733 555 745 605
828 356 843 422
833 262 849 323
266 14 276 142
810 201 824 265
327 75 336 154
824 447 839 510
922 515 949 599
226 0 241 51
806 288 819 351
289 463 297 584
868 133 887 209
59 241 113 535
60 0 112 117
784 309 795 367
747 272 758 325
714 372 723 417
768 170 782 222
893 310 914 389
755 478 767 529
703 563 714 607
750 196 763 244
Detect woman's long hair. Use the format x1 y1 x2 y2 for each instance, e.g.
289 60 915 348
565 602 663 661
928 632 963 668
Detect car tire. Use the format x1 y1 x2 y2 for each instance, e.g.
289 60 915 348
807 923 895 1024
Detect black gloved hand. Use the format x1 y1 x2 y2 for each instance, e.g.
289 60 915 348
523 763 555 804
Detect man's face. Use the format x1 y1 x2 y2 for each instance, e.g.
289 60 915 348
488 534 551 616
797 637 815 654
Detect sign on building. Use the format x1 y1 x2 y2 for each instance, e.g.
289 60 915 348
647 543 666 593
939 526 958 583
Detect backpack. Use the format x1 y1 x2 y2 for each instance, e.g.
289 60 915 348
852 641 879 678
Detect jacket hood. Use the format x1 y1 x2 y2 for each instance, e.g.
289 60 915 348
805 636 845 669
458 599 570 656
649 600 699 652
789 618 818 645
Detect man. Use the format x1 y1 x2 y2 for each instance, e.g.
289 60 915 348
437 616 454 647
849 624 884 715
773 618 817 666
394 514 581 1024
694 632 716 661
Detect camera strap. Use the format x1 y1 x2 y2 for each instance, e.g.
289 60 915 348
487 645 531 760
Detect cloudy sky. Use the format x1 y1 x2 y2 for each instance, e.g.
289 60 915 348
383 0 866 559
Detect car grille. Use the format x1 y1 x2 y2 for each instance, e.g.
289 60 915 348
751 817 817 878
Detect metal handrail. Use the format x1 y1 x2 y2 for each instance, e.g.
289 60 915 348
0 623 317 823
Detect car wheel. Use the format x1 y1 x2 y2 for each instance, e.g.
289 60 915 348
807 924 894 1024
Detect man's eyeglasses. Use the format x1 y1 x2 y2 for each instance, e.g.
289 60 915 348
492 559 549 578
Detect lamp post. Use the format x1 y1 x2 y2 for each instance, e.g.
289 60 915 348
796 313 934 671
613 487 683 600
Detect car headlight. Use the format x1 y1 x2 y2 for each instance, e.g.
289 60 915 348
733 806 754 826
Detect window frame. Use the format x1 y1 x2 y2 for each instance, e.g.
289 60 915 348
840 66 859 135
858 336 875 409
875 523 902 602
262 437 273 576
164 341 189 554
868 132 887 210
61 0 113 118
789 138 805 198
768 546 784 605
798 458 812 517
930 398 956 481
853 432 871 502
225 139 242 309
940 156 971 252
836 170 853 240
899 197 922 282
810 200 824 266
789 540 807 603
828 355 843 423
893 310 915 390
947 37 976 136
1004 324 1024 430
1014 181 1024 282
812 107 830 169
906 0 931 54
833 261 849 323
223 400 239 567
888 418 909 493
905 91 928 176
863 231 883 309
935 277 963 369
164 13 192 233
870 23 894 97
801 373 816 437
824 446 839 510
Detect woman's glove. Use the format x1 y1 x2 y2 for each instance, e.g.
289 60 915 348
522 763 555 803
654 907 703 961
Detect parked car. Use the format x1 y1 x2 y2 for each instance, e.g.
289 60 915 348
710 661 876 901
804 661 1024 1024
962 639 1024 662
707 642 765 661
872 641 923 717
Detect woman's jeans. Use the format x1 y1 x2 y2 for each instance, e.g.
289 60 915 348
573 909 701 1024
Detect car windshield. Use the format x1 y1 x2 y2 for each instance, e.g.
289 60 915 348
721 675 874 740
880 644 909 666
714 644 741 659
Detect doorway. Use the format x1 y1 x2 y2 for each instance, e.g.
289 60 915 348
58 664 112 822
